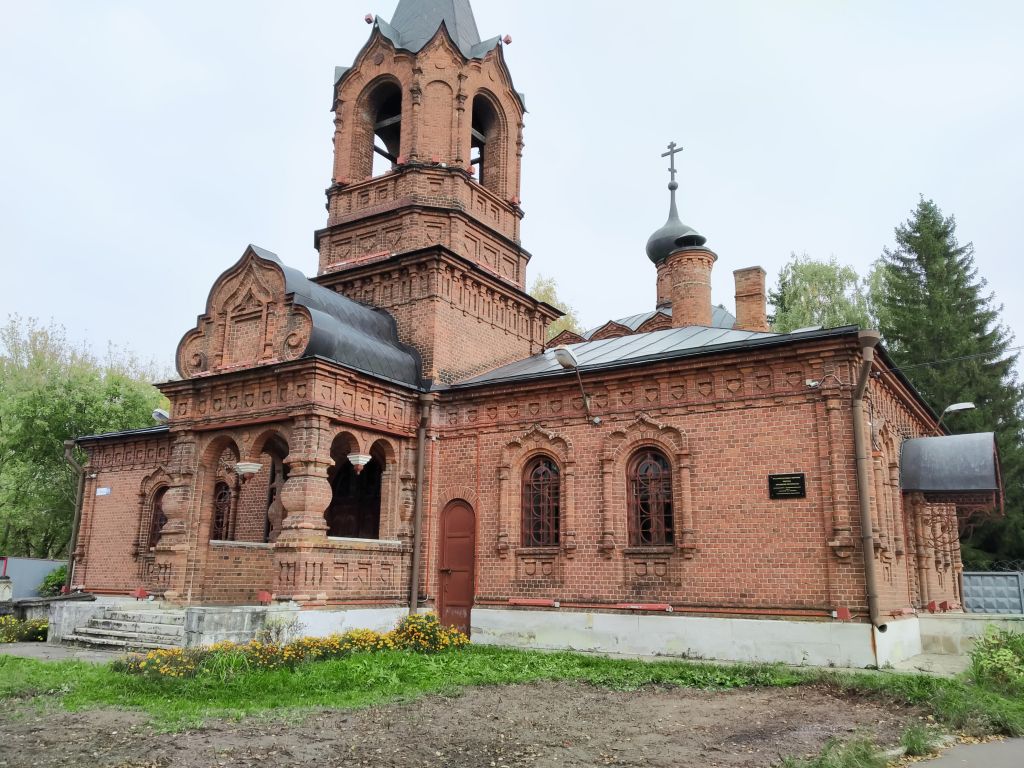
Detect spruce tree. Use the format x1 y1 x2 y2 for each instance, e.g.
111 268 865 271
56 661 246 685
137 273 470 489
877 198 1024 567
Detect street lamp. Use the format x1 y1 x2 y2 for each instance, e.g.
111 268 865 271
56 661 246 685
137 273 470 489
552 346 601 425
937 401 975 429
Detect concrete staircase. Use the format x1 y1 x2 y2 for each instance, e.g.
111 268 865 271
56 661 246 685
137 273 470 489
63 605 185 651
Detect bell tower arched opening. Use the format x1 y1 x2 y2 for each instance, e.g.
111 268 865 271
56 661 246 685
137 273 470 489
355 80 403 179
470 92 505 195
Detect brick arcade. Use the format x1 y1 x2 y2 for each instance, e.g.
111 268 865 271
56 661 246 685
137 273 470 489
70 0 1002 666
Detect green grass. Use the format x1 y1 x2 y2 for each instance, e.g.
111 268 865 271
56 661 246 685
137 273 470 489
780 738 887 768
899 724 939 757
2 644 1024 736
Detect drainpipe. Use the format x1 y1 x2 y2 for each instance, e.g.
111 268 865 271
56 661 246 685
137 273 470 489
63 440 86 593
852 330 886 632
409 393 434 615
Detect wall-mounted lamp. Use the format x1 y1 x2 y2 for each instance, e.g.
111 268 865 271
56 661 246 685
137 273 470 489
347 453 372 474
937 401 975 429
233 462 263 483
552 346 601 426
152 408 170 425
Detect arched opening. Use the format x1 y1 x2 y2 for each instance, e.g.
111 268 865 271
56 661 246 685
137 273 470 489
627 449 674 546
147 486 168 550
262 436 289 543
357 80 403 179
521 455 560 547
207 441 240 542
470 93 504 194
326 435 384 539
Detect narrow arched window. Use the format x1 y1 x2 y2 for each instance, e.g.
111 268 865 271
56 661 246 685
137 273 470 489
211 480 233 541
522 456 560 547
470 94 504 194
147 487 168 549
627 450 674 546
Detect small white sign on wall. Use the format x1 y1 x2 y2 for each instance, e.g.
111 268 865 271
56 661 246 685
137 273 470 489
95 487 111 496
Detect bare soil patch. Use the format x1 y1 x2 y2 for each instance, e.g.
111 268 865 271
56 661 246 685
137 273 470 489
0 681 917 768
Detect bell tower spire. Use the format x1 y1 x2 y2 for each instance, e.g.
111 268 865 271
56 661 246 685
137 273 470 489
313 1 558 384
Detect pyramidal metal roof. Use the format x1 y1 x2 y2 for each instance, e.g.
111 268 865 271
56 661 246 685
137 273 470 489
376 0 501 59
583 305 736 339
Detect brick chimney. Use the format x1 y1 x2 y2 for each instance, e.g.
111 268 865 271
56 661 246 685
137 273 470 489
666 247 717 327
733 266 769 332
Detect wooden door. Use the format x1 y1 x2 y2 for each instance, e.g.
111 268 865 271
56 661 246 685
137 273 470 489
438 501 475 635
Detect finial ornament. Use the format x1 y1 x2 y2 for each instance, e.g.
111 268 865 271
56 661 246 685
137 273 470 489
661 141 683 191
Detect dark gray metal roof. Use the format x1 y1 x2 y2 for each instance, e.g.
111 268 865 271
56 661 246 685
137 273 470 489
250 246 421 388
450 325 861 389
77 425 170 444
377 0 501 59
900 433 1000 493
583 305 736 339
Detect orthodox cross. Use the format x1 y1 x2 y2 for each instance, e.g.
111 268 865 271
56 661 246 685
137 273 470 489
662 141 683 185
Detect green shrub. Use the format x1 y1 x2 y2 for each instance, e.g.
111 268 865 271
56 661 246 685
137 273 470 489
390 613 470 653
38 565 66 597
0 616 48 643
969 626 1024 697
113 614 470 679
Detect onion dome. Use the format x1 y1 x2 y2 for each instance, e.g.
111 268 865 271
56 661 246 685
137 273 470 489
646 146 707 264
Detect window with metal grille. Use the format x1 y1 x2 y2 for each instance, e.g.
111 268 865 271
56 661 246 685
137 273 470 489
211 480 232 541
147 486 168 549
521 456 560 547
627 450 674 546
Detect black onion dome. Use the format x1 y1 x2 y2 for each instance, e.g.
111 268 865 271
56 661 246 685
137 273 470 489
645 181 706 264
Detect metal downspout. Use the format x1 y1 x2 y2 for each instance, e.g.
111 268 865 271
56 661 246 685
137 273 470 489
409 393 434 615
852 330 886 632
62 440 85 593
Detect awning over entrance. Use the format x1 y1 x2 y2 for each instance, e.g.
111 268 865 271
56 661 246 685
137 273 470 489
900 432 1003 513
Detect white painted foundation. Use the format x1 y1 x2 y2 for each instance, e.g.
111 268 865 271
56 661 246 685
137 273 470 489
298 607 408 637
472 608 925 668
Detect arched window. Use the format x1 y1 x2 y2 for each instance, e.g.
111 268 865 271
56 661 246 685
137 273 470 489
326 452 383 539
147 487 168 549
627 450 674 546
470 93 504 194
211 480 233 541
521 456 560 547
358 81 403 178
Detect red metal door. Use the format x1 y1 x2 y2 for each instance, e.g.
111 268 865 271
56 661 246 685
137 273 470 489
438 501 475 635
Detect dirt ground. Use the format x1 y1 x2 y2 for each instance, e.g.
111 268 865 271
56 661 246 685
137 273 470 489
0 681 919 768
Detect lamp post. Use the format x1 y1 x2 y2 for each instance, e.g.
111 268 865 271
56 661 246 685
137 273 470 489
937 401 975 430
552 346 601 426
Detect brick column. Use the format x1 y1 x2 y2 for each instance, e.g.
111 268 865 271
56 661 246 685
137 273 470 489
273 415 333 603
153 434 197 602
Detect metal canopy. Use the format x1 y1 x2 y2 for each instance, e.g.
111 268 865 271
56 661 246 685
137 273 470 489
900 432 1001 495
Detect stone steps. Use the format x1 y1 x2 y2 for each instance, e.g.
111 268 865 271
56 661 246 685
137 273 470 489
63 604 187 652
62 632 180 651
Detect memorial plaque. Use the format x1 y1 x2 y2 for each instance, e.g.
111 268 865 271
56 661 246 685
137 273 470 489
768 473 805 500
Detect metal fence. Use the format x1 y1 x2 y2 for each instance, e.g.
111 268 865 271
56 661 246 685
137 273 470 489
963 571 1024 614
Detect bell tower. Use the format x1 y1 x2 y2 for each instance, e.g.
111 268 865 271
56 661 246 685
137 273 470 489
315 0 560 384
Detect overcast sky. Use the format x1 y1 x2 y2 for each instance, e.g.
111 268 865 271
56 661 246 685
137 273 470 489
2 1 1022 376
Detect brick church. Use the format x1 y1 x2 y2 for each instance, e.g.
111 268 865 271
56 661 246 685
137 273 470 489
69 0 1002 666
